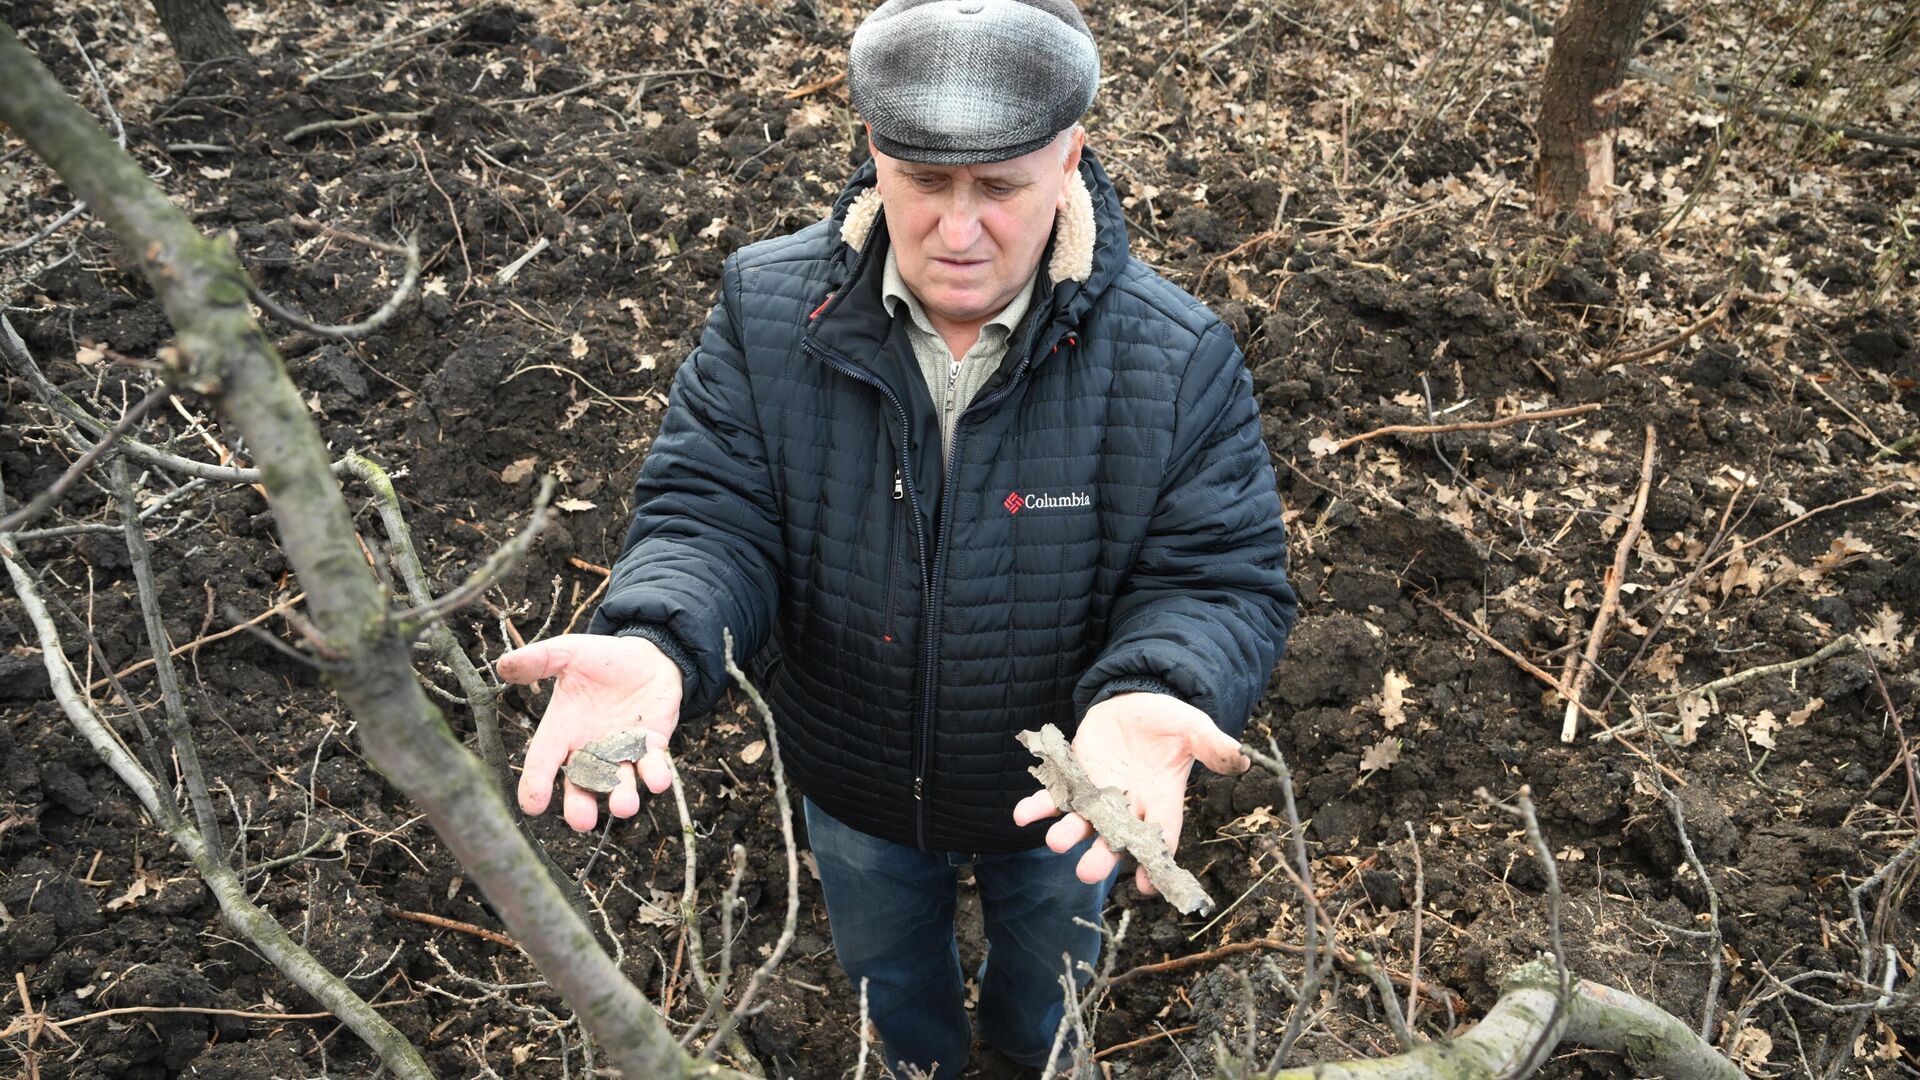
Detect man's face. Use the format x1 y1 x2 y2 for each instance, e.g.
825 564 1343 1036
871 128 1084 331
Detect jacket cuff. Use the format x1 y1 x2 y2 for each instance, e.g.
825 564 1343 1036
1086 675 1181 710
614 624 699 688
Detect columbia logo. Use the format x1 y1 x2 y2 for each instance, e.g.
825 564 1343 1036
1005 491 1090 513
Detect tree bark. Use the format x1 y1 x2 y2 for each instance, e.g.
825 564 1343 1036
149 0 248 67
0 21 743 1079
1534 0 1654 230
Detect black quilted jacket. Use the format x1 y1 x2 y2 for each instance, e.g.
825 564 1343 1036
591 151 1297 852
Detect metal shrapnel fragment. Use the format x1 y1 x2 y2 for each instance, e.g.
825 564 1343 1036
562 729 651 793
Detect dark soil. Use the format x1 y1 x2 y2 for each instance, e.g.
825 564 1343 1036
3 2 1917 1078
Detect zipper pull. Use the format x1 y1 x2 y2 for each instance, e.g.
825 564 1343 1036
893 470 904 500
914 777 924 800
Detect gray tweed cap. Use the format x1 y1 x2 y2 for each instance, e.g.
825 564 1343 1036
849 0 1100 165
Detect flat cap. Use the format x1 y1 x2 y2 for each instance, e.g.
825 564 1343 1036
849 0 1100 165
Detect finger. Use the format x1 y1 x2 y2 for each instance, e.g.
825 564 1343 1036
496 639 567 685
637 749 673 795
1135 864 1157 895
518 724 570 815
1046 812 1093 854
562 780 600 833
1188 717 1252 775
1076 837 1120 885
1012 789 1060 826
609 762 641 818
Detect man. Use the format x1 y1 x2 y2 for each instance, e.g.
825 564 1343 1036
497 1 1296 1075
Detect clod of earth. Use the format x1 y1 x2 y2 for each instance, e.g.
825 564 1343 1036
563 730 651 793
1017 724 1214 915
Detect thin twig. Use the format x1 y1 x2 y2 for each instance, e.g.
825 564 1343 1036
1242 741 1330 1068
383 907 519 949
1353 946 1416 1051
1418 594 1688 786
89 592 305 692
1652 774 1724 1042
1628 488 1897 624
1602 291 1736 365
393 477 556 631
0 381 172 532
308 9 480 81
1406 821 1426 1034
1662 635 1857 703
1320 402 1602 454
114 459 223 854
1561 423 1656 742
245 229 421 340
1478 785 1567 1079
704 629 803 1059
283 110 428 143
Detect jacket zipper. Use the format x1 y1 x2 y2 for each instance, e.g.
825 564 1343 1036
883 471 903 642
908 324 1058 840
802 337 936 846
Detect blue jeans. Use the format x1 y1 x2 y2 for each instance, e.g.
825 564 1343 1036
804 798 1119 1078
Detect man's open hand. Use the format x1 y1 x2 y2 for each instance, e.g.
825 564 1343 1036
1011 692 1249 893
496 634 683 832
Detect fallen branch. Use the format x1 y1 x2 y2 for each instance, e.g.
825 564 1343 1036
1561 423 1656 742
282 109 428 143
245 224 420 340
1602 292 1734 365
1314 403 1601 455
1662 634 1857 703
1018 724 1214 914
9 1001 412 1035
1260 959 1739 1080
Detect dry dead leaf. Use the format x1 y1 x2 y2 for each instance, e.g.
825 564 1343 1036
1307 435 1341 457
1359 736 1401 773
1786 697 1824 727
1735 709 1780 750
569 332 589 359
555 497 596 512
1678 693 1713 745
1731 1024 1773 1073
740 739 767 765
1374 669 1411 730
500 457 538 484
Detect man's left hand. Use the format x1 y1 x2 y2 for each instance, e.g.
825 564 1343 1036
1012 692 1250 894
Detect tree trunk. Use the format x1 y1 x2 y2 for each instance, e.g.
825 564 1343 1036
149 0 247 67
1534 0 1653 230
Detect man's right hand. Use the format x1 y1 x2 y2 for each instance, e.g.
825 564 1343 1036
496 634 684 832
